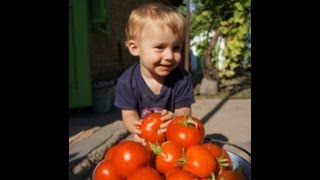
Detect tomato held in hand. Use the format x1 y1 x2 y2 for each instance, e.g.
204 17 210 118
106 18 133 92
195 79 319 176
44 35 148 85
166 116 205 149
140 113 166 144
93 160 121 180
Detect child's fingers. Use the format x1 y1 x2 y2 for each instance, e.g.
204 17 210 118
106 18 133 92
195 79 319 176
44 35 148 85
160 111 174 121
158 128 167 134
161 109 169 115
161 109 174 121
133 120 141 126
134 134 146 146
133 128 141 135
132 120 142 134
158 119 173 134
160 119 172 129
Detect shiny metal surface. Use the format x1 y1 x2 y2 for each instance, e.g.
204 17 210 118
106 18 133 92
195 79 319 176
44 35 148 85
227 150 251 180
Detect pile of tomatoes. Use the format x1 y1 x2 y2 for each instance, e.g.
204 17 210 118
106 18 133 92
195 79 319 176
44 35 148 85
93 114 247 180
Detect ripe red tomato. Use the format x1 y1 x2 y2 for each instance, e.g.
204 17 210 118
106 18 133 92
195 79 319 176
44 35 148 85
201 143 233 175
166 116 205 149
153 141 184 176
217 170 247 180
166 169 199 180
104 145 118 161
93 160 121 180
140 113 166 145
127 167 162 180
110 141 151 178
183 145 217 179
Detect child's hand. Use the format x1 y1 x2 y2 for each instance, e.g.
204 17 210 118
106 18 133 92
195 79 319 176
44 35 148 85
158 109 175 134
133 133 147 146
131 120 147 146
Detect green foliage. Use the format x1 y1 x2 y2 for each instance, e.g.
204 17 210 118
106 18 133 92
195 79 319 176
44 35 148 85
219 1 250 79
177 5 186 15
190 0 251 81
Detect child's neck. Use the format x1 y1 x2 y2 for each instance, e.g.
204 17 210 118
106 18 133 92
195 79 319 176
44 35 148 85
140 70 164 95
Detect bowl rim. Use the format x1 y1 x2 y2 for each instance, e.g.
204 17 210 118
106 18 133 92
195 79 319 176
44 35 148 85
226 150 251 180
226 150 251 165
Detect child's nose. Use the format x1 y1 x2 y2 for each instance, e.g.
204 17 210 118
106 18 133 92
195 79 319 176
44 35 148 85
164 49 174 61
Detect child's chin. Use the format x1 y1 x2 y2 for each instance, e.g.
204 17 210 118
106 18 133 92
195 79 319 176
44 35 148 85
156 71 170 76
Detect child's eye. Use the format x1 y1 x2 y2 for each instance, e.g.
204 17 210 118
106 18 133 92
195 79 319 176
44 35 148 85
155 46 164 49
173 46 181 51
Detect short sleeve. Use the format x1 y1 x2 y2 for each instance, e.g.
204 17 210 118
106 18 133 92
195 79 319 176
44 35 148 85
114 77 137 109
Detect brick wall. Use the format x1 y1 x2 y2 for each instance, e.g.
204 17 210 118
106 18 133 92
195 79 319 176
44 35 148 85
89 0 174 83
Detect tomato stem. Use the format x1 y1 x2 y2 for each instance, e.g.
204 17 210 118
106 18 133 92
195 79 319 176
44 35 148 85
176 157 186 167
149 142 162 155
217 155 230 167
183 116 198 128
176 148 186 167
211 172 216 180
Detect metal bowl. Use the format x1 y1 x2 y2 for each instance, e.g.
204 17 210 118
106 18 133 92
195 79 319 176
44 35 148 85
227 150 251 180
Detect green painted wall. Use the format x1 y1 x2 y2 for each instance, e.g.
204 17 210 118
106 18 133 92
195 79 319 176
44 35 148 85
69 0 92 108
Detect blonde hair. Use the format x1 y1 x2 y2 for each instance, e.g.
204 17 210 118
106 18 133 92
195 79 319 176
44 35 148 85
125 3 186 46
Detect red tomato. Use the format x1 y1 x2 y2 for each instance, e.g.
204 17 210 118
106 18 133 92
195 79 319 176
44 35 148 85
166 169 199 180
153 141 184 175
127 167 162 180
140 113 166 145
93 160 122 180
183 145 217 178
201 143 233 175
217 170 247 180
166 116 205 149
104 145 118 161
110 141 151 178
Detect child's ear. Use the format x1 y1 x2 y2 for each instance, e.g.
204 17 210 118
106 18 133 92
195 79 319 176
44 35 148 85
127 40 139 56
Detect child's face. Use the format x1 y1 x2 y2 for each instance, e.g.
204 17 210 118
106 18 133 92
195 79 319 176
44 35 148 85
135 24 182 78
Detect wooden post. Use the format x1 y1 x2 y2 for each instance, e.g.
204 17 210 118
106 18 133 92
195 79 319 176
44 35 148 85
184 0 190 72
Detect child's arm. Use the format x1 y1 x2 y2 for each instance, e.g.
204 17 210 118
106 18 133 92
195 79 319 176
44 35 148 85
121 109 146 145
174 106 192 117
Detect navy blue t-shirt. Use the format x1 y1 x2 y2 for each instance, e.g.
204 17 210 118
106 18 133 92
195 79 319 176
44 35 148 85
114 62 195 118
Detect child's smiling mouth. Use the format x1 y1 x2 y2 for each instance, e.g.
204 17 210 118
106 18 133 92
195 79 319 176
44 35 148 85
157 64 171 71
